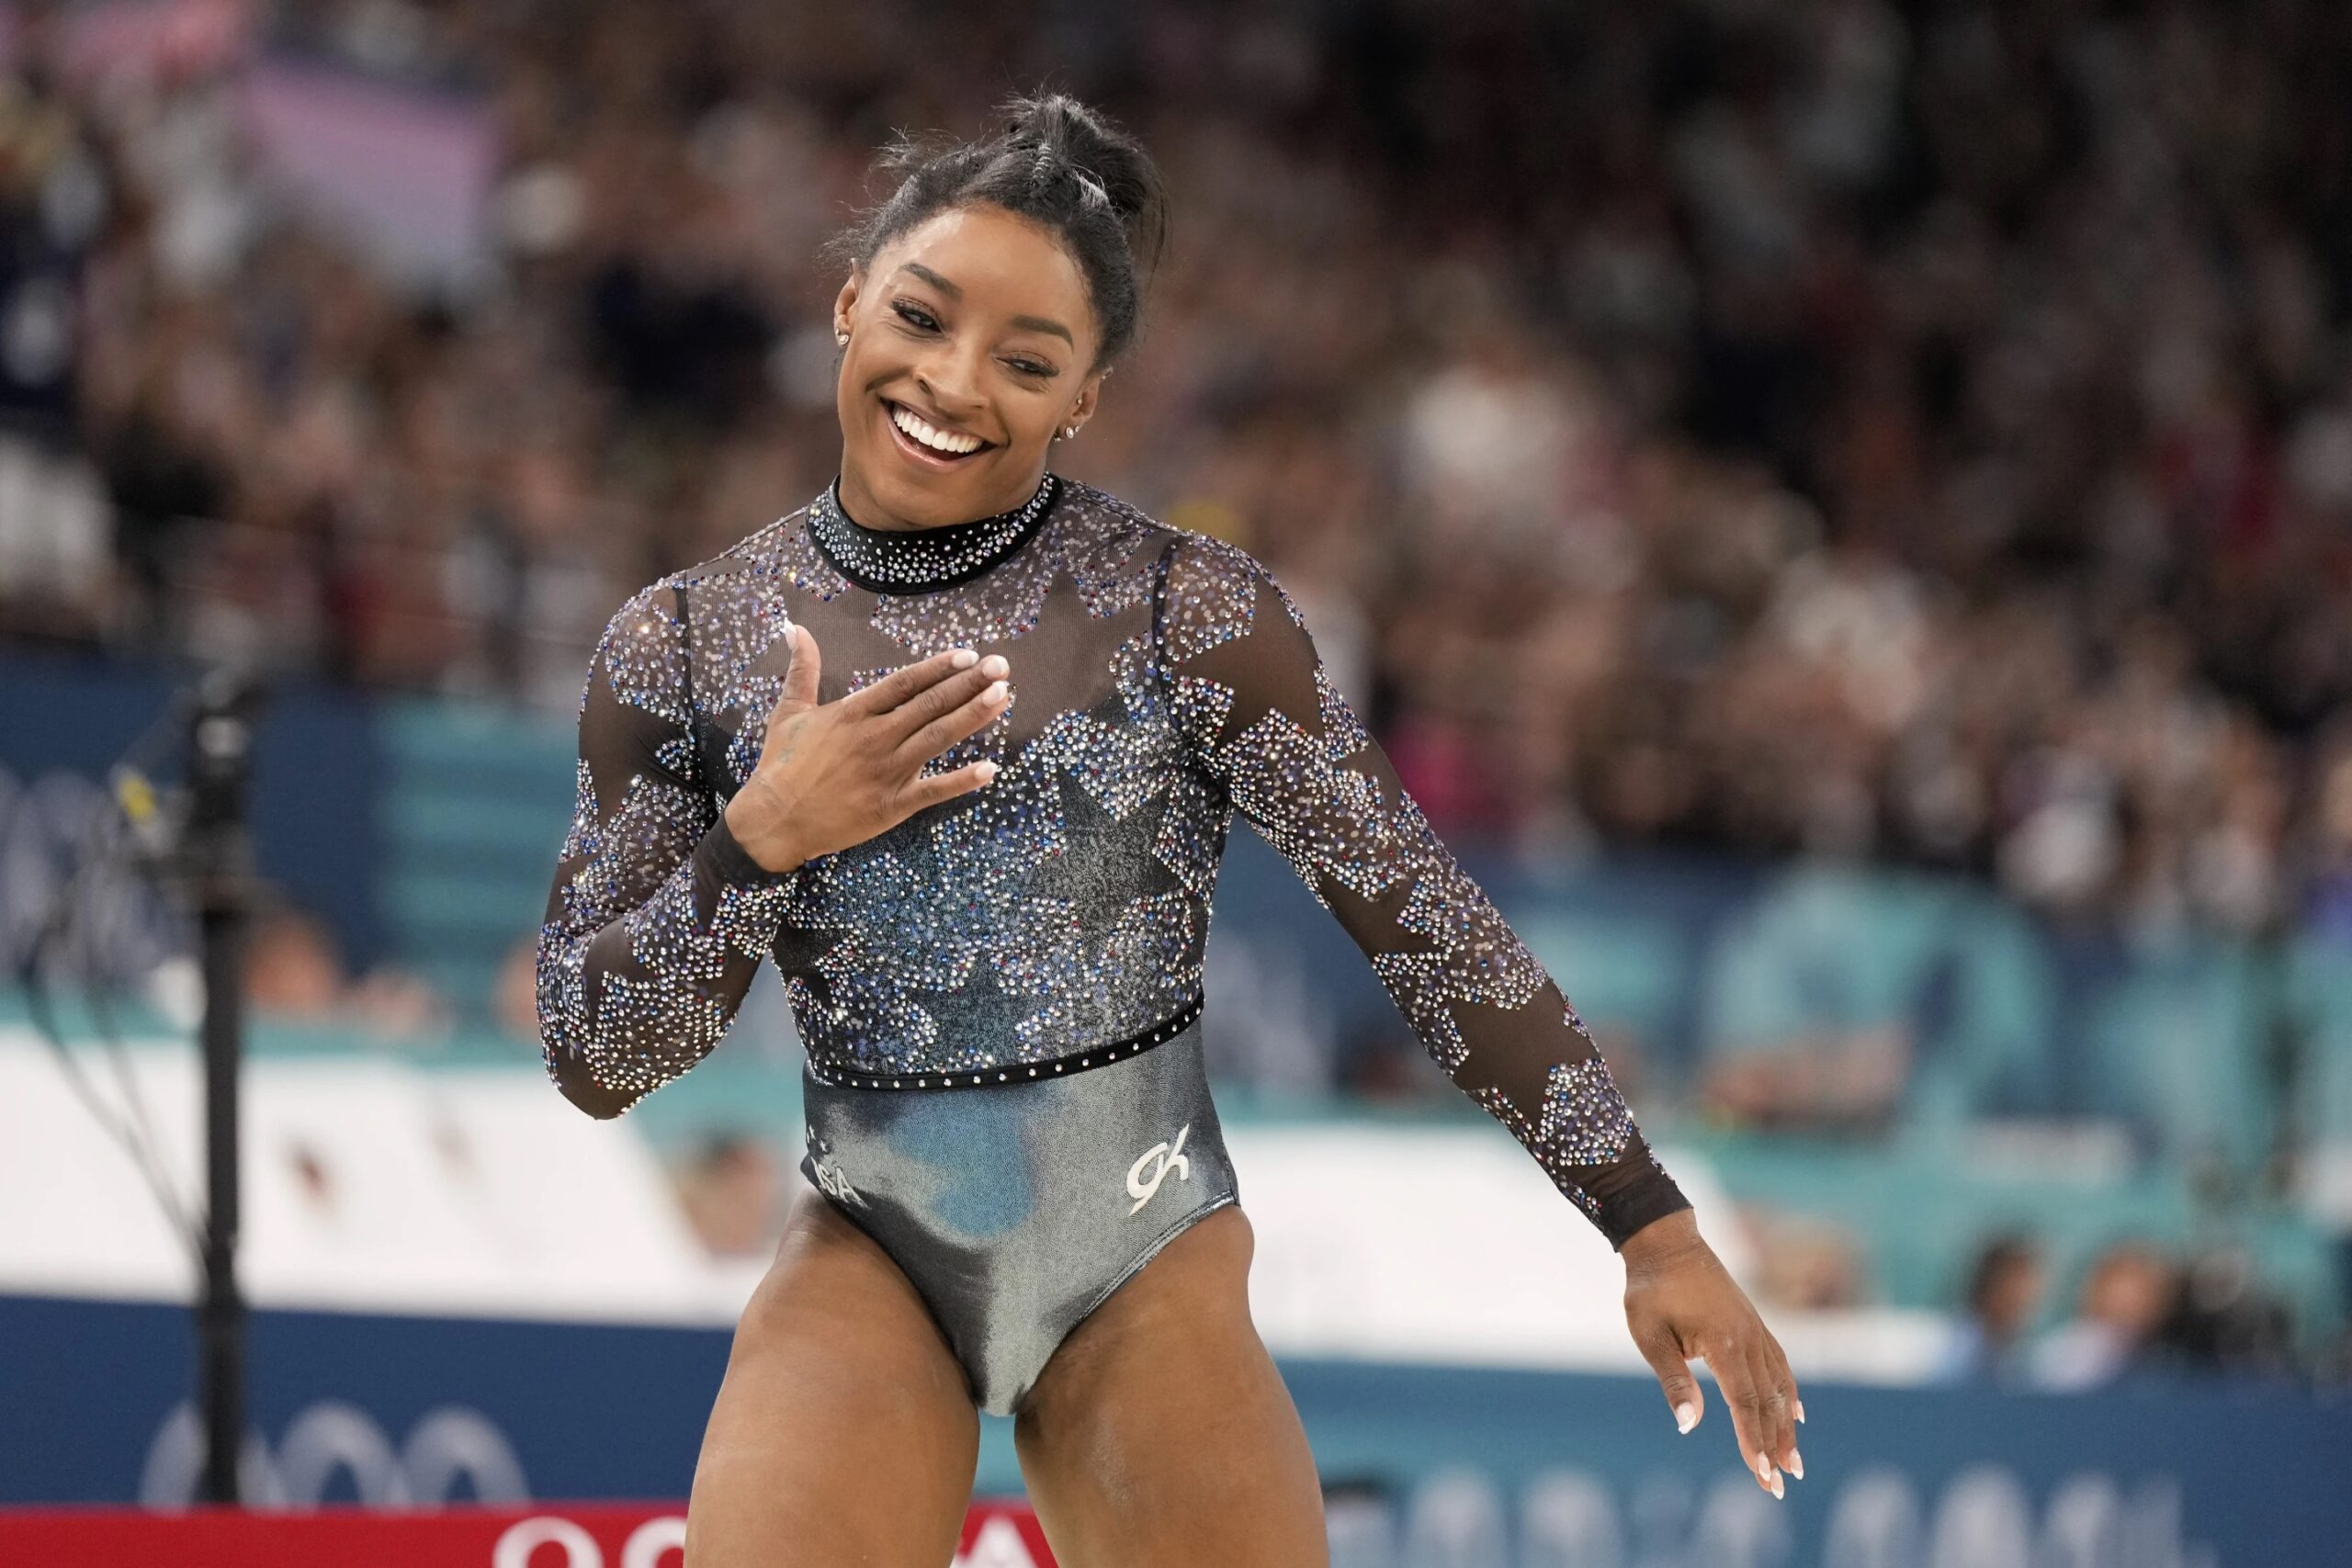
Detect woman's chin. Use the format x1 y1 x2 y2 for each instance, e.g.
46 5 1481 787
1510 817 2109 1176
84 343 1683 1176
854 448 1017 525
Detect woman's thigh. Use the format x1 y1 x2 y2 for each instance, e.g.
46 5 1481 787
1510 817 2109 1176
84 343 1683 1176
685 1188 979 1568
1012 1204 1328 1568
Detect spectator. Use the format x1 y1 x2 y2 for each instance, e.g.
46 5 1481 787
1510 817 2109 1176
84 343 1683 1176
243 902 345 1022
243 893 447 1041
2030 1241 2180 1390
2155 1247 2300 1381
1929 1235 2045 1385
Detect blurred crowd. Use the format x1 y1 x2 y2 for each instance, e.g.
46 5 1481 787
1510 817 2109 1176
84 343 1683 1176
1926 1229 2339 1388
2 0 2350 953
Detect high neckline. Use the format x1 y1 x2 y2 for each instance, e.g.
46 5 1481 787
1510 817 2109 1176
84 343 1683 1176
807 472 1060 593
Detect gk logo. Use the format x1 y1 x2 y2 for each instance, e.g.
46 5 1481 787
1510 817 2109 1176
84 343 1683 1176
1126 1124 1192 1214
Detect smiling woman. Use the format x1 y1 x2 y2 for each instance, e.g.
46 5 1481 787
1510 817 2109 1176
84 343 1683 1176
537 90 1802 1568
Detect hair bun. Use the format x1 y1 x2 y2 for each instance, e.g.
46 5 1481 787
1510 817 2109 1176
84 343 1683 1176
1000 92 1166 268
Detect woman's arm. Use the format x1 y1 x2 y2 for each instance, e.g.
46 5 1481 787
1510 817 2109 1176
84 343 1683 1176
1158 533 1805 1496
535 583 795 1118
1156 534 1690 1250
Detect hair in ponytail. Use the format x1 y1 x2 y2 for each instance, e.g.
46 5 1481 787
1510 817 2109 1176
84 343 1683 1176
822 92 1169 370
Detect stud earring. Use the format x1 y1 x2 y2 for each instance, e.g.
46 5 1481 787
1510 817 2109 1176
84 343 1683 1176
1061 424 1078 439
835 330 849 345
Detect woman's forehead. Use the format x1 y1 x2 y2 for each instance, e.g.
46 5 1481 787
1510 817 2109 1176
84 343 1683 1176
874 207 1094 332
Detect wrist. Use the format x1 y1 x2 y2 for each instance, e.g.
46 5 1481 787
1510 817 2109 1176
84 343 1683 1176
722 784 804 874
1618 1207 1705 1277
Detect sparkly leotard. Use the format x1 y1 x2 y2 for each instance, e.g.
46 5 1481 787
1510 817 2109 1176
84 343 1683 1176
537 471 1690 1404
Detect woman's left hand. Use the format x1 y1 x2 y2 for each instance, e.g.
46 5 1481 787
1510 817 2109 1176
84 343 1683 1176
1619 1209 1804 1499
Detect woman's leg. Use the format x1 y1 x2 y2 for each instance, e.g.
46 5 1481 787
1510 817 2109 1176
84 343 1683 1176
1012 1204 1329 1567
685 1188 980 1567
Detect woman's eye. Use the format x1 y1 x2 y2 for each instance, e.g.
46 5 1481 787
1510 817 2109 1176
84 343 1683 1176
891 302 938 331
1009 359 1054 378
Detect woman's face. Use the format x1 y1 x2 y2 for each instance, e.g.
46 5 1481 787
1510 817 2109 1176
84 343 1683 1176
833 203 1105 530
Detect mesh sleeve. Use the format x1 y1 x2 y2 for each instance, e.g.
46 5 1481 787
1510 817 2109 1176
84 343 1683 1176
1159 535 1691 1249
534 582 793 1117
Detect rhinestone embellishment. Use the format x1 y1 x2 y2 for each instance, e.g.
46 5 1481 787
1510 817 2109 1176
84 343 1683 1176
819 990 1204 1090
808 472 1059 592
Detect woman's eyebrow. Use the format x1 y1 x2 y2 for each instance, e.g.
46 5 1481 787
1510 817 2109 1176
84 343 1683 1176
898 262 961 299
1009 313 1073 345
895 262 1074 345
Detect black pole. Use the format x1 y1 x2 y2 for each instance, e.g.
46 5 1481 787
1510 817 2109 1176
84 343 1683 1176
196 899 244 1504
185 671 260 1506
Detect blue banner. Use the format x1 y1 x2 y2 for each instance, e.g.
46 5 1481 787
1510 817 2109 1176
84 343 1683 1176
4 1293 2342 1565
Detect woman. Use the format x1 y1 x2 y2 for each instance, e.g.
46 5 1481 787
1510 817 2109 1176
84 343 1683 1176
537 92 1804 1566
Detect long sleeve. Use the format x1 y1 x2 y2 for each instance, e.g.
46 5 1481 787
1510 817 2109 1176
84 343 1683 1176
535 582 794 1118
1159 535 1691 1249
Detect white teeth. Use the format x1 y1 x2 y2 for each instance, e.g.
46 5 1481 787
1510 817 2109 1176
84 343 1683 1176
890 403 982 456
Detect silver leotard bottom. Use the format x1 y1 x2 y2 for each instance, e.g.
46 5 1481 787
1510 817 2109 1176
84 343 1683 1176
798 1010 1238 1416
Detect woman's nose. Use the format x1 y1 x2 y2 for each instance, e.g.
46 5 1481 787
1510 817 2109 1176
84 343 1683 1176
915 341 989 415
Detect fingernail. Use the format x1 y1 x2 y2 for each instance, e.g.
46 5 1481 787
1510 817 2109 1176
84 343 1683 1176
984 680 1009 703
1788 1450 1804 1481
951 649 978 669
976 761 999 782
1770 1470 1784 1501
1674 1402 1696 1434
1755 1454 1772 1485
1794 1401 1805 1425
979 653 1008 677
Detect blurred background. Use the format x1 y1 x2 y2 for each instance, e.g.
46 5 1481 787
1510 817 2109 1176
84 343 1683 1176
4 0 2350 1562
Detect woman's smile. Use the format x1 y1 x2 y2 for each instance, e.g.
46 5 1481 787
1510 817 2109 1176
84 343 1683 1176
879 397 996 472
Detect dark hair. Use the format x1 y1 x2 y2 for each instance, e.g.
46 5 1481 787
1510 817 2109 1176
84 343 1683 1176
822 92 1169 372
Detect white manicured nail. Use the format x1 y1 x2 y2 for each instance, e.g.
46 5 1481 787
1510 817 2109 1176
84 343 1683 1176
950 649 978 668
1675 1402 1696 1434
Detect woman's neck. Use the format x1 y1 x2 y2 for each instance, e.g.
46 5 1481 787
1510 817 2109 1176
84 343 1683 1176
807 468 1061 594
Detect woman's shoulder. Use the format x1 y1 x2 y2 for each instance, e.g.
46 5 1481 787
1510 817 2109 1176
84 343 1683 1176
694 492 827 584
1051 479 1314 651
1055 475 1273 584
648 491 854 617
593 497 821 655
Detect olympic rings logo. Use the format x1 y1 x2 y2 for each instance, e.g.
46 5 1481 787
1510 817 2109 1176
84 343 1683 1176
140 1400 529 1507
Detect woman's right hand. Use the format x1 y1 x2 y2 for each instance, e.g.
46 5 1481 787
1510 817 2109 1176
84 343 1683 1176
722 625 1011 873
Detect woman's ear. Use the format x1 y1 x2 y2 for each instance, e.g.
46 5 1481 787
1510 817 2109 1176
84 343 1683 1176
1067 367 1108 431
833 269 863 338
